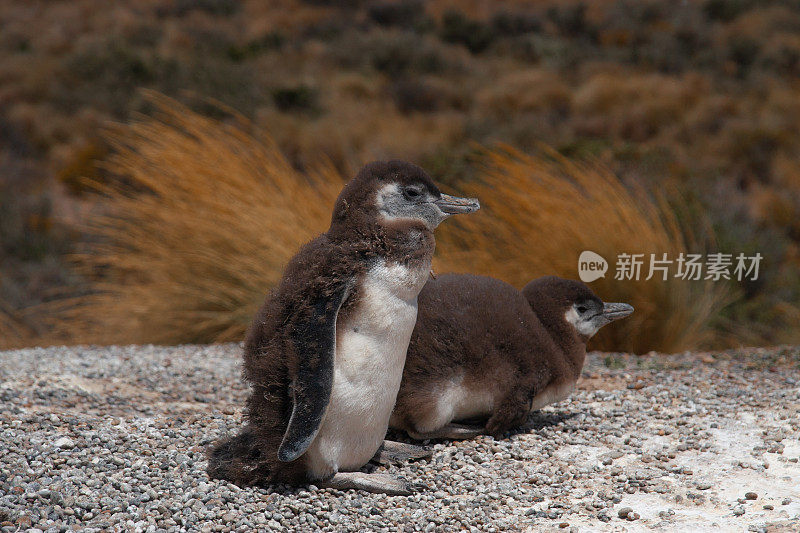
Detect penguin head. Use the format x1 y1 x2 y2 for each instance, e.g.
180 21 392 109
329 160 479 237
522 276 634 341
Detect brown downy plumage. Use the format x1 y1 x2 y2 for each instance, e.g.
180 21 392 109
208 161 479 493
390 275 633 439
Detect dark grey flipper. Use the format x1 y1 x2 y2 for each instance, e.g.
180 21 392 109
371 440 433 466
277 281 353 463
408 423 484 441
319 472 423 496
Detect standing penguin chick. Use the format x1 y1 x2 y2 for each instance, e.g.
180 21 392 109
390 275 633 440
208 161 479 494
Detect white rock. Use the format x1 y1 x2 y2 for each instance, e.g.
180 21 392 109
54 436 75 449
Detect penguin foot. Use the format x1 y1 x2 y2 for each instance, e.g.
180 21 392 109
408 423 484 441
319 472 420 496
371 440 433 466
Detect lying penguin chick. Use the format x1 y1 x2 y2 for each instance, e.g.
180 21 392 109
207 161 479 495
390 275 633 440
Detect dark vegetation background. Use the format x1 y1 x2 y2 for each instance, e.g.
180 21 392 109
1 0 799 351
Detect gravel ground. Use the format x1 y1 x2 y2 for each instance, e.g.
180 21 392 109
1 344 799 532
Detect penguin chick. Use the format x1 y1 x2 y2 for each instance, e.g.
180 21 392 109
207 161 479 494
390 275 633 440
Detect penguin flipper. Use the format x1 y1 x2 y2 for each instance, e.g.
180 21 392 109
277 279 353 462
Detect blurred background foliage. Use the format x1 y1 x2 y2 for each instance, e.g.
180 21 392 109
1 0 800 351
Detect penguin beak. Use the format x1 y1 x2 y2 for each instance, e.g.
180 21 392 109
434 194 481 215
602 302 634 321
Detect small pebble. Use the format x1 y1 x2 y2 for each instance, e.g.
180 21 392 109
53 436 74 449
744 492 758 500
617 507 633 519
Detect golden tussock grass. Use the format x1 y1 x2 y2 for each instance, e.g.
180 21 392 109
55 97 729 353
54 94 343 345
434 147 731 354
0 306 32 350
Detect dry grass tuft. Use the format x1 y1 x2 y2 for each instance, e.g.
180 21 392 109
435 147 731 354
55 94 343 345
54 100 728 353
0 305 33 350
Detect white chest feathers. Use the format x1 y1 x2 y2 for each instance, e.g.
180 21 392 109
304 259 430 478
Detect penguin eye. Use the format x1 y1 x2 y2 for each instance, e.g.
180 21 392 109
576 305 588 314
403 187 422 200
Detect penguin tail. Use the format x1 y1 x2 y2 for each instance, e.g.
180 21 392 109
206 426 272 486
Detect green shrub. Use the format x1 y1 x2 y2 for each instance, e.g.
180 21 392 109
440 10 496 54
271 85 320 113
226 33 285 62
491 10 542 36
703 0 755 22
367 31 449 75
367 0 428 29
390 79 441 113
